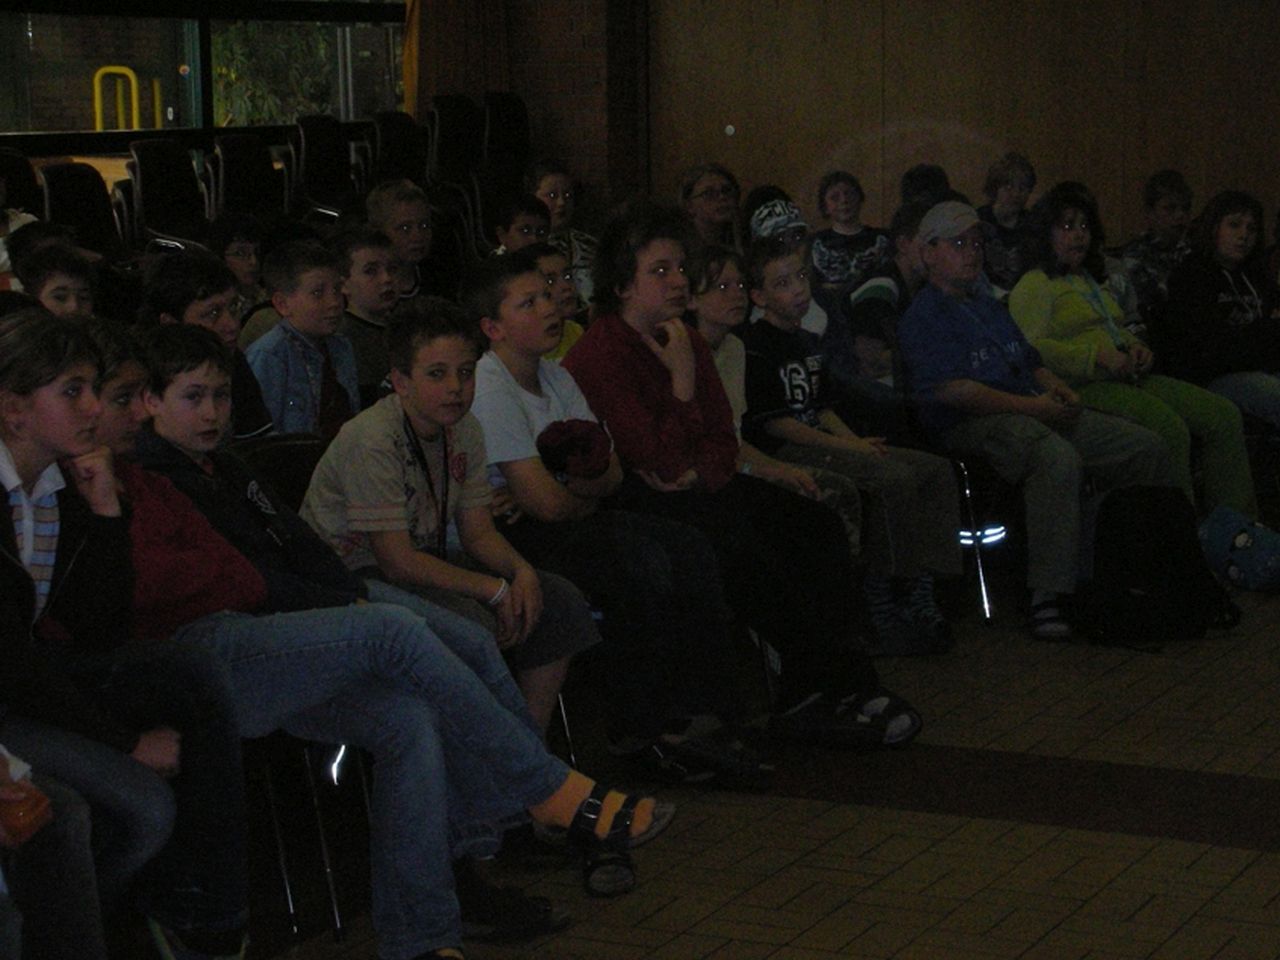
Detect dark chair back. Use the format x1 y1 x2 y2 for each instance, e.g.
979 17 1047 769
130 138 208 241
428 95 484 187
39 162 125 258
215 133 285 217
297 114 358 210
0 148 42 215
370 111 427 186
482 91 531 178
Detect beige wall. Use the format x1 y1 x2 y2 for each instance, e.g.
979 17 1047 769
649 0 1280 241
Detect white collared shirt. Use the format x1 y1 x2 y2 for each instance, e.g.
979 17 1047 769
0 439 65 569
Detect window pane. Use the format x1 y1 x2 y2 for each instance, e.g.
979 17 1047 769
212 20 403 126
0 13 200 133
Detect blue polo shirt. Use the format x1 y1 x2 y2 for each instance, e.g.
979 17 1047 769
899 284 1044 438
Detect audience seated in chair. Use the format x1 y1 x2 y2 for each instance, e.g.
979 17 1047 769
0 310 249 960
809 170 891 294
1119 169 1194 329
0 174 38 280
679 161 742 252
976 152 1037 295
897 200 1177 640
1159 190 1280 432
331 227 398 408
527 160 597 305
562 200 922 748
366 178 449 303
1008 181 1256 517
300 300 598 734
464 249 769 784
491 194 551 255
14 244 94 320
244 241 357 438
741 235 962 654
522 241 585 361
140 249 274 441
205 212 266 325
124 322 674 954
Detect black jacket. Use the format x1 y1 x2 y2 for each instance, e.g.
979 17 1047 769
1162 255 1280 383
136 429 364 612
0 482 140 751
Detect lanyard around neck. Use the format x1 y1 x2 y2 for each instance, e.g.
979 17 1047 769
1076 274 1129 350
402 413 449 558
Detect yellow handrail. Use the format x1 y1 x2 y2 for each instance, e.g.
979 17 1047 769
92 65 141 131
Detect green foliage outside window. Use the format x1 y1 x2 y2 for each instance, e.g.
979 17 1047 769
212 21 334 126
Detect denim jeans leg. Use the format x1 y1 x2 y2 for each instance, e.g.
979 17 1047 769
73 643 248 935
0 717 174 907
8 774 109 960
285 686 461 959
174 604 569 802
1208 370 1280 430
361 578 536 728
284 679 549 958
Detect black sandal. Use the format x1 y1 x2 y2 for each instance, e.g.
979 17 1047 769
567 785 675 897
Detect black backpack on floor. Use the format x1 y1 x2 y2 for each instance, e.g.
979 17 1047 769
1076 485 1235 648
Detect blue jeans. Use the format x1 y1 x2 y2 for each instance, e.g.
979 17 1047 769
173 601 569 958
1207 370 1280 430
1 718 172 911
4 641 247 938
6 774 109 960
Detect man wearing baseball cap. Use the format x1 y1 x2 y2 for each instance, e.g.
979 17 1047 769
898 201 1176 639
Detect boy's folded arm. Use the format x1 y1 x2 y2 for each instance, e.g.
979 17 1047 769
455 505 532 584
367 527 501 602
498 458 598 523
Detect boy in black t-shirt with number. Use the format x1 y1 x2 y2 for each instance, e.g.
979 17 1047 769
742 236 962 655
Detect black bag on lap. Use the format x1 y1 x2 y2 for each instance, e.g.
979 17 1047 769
1076 485 1237 647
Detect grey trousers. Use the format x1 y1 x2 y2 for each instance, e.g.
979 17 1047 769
776 443 964 579
942 409 1176 593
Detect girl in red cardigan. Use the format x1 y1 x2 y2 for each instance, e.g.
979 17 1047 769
562 202 922 748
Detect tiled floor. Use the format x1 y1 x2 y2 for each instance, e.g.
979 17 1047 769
262 584 1280 960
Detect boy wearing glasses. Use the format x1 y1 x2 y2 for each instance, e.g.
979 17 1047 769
526 242 585 361
492 195 551 255
898 202 1174 639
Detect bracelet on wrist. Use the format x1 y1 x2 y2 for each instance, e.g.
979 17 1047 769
486 578 510 607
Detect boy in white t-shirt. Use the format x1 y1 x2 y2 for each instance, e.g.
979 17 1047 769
465 250 766 783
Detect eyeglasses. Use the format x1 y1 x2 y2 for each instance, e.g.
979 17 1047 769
192 302 230 324
933 236 984 251
395 219 432 234
692 185 738 201
711 280 746 294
